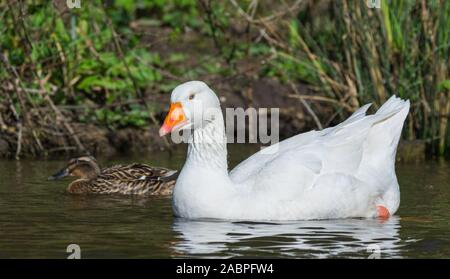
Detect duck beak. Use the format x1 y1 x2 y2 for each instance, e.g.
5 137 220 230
48 168 69 181
159 102 187 136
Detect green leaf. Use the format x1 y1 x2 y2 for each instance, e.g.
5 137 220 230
438 80 450 91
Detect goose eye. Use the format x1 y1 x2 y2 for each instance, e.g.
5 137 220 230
188 94 195 100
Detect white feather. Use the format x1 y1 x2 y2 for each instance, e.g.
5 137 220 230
170 81 409 220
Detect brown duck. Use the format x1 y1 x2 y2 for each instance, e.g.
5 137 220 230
48 156 177 195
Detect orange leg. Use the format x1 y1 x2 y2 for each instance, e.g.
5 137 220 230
376 205 390 219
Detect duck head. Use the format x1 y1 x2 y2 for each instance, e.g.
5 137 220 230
48 156 101 181
159 81 221 136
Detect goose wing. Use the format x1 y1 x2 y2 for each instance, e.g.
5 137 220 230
229 103 372 184
230 96 409 206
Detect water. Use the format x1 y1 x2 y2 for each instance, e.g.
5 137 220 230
0 145 449 258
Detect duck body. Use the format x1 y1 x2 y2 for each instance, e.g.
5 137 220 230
49 156 177 195
68 164 176 195
161 81 409 220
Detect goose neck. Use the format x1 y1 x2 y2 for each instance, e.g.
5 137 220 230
187 117 228 172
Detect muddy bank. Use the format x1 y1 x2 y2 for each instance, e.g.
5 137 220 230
0 78 428 161
0 123 428 164
0 128 428 164
0 123 166 158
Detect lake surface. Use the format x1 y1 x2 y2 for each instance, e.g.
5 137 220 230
0 145 449 258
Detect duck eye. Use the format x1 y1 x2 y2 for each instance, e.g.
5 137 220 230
189 94 195 100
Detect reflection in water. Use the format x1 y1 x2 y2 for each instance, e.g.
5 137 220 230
0 152 448 258
172 217 405 258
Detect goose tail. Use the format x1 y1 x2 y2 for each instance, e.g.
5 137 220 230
373 95 410 156
362 95 410 167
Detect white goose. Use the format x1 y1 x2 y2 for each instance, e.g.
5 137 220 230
159 81 409 221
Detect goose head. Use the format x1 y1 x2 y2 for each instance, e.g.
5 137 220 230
159 81 221 136
48 156 101 181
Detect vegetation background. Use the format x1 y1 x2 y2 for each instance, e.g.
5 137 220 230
0 0 449 160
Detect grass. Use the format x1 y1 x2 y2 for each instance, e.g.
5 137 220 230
0 0 448 158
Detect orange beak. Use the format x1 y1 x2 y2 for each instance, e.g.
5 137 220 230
159 102 187 136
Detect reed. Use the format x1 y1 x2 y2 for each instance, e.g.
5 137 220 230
256 0 449 157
